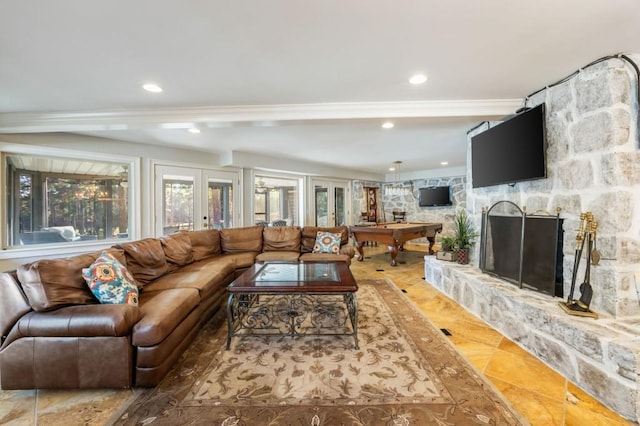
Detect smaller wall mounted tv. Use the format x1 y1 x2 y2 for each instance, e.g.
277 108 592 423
471 103 547 188
419 186 452 207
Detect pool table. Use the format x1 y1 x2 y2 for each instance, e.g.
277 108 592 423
350 222 443 266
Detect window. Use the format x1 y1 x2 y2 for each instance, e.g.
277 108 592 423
311 179 349 227
254 174 300 226
208 179 233 230
154 165 236 236
162 176 194 233
3 148 138 251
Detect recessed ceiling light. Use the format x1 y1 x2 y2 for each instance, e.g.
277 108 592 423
188 128 201 134
143 83 163 93
409 74 428 85
440 161 448 166
382 122 394 129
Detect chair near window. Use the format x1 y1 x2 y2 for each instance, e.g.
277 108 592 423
255 220 269 227
392 211 406 222
271 220 287 227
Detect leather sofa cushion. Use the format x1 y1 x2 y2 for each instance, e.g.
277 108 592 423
17 253 100 312
0 272 32 340
11 304 139 340
186 229 221 261
96 247 128 268
262 226 301 252
255 251 301 263
133 288 199 347
301 226 349 253
119 239 169 287
219 252 258 269
160 232 195 272
143 258 235 299
221 225 263 253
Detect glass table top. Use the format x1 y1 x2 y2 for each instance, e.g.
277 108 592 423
252 263 339 283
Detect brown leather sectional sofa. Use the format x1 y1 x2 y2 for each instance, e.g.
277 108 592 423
0 225 354 390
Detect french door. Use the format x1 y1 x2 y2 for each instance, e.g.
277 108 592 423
154 165 239 236
311 179 349 227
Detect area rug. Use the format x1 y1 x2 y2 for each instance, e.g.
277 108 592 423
111 279 527 425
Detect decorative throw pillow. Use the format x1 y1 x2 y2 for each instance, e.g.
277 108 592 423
313 231 342 254
82 251 139 305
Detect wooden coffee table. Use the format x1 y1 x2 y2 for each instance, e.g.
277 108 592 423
226 262 359 349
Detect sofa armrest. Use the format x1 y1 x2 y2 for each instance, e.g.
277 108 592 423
3 304 140 349
0 272 31 344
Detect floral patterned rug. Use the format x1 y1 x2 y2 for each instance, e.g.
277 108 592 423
112 279 527 426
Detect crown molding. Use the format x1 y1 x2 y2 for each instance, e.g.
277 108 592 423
0 99 523 133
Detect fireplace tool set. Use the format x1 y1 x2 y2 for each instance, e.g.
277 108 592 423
559 212 599 318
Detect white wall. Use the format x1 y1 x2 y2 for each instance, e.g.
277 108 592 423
0 132 383 270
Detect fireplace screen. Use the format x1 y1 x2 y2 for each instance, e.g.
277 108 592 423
480 201 563 297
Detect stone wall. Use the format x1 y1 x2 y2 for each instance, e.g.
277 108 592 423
352 177 466 244
467 56 640 319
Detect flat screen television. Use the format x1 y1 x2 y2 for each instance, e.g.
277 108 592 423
418 186 451 207
471 103 547 188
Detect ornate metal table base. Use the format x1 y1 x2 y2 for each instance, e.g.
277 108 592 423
226 292 359 350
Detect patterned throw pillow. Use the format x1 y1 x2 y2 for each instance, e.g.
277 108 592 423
82 251 139 305
313 231 342 254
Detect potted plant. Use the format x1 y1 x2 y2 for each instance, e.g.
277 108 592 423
436 236 456 261
453 210 478 264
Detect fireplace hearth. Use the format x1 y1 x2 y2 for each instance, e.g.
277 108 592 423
479 201 563 297
423 257 639 421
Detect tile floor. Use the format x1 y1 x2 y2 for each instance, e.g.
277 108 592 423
351 244 635 426
0 245 635 425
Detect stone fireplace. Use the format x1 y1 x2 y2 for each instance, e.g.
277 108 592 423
425 55 640 421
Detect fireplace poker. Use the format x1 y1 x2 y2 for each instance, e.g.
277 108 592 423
575 223 594 311
566 213 587 304
559 212 598 318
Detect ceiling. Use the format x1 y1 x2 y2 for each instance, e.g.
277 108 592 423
1 0 639 176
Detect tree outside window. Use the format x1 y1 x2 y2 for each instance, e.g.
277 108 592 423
5 153 131 247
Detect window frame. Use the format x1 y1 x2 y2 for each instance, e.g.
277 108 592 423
0 142 141 260
252 171 304 227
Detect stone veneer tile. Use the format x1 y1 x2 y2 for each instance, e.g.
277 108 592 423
606 339 640 382
602 151 640 187
565 382 635 426
545 316 612 362
588 190 634 234
575 357 638 421
575 61 631 112
526 332 577 383
558 158 594 190
609 318 640 335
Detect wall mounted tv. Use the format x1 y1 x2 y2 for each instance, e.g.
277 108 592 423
471 103 547 188
418 186 452 207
